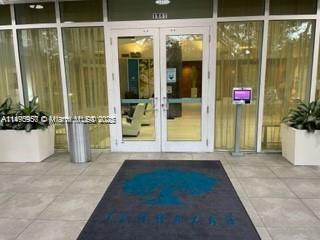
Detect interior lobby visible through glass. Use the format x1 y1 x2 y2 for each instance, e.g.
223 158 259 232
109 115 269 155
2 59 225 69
118 36 156 142
166 34 203 141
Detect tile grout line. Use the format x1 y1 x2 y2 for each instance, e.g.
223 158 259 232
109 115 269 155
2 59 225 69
280 177 320 222
0 192 17 208
225 158 272 240
12 178 67 240
235 178 272 236
230 154 288 240
262 163 314 240
11 153 98 239
12 173 83 239
299 198 320 222
14 218 36 240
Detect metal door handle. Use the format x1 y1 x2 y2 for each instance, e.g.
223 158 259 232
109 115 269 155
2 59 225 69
162 97 168 111
152 97 158 112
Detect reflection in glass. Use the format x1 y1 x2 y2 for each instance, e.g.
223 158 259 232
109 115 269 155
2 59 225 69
18 29 66 148
0 5 11 25
0 31 18 103
63 27 110 149
166 34 203 141
263 20 314 150
218 0 265 17
215 22 263 151
270 0 317 15
118 36 155 141
15 2 56 24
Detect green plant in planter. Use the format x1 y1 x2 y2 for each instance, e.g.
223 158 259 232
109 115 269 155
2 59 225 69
282 99 320 132
0 97 50 132
0 98 15 130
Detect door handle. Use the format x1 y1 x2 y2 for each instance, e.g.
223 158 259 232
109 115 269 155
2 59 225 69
152 97 158 112
162 97 168 111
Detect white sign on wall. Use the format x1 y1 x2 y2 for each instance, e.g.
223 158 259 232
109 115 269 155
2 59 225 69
167 68 176 83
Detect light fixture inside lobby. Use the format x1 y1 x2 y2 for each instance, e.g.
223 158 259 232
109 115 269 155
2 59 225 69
155 0 170 5
29 4 44 10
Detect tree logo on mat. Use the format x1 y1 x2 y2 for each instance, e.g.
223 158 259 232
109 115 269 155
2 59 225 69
123 168 218 205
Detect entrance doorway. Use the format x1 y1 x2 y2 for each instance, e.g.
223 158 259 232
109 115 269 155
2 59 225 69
111 27 210 152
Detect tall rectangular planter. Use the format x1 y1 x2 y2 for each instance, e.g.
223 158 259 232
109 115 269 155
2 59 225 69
280 124 320 166
0 126 55 162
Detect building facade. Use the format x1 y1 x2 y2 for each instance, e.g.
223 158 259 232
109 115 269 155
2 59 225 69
0 0 320 152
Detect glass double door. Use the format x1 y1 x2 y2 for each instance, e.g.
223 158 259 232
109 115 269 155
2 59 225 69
112 27 210 152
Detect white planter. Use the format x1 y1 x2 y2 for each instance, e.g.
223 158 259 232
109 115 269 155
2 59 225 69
0 126 55 162
281 124 320 166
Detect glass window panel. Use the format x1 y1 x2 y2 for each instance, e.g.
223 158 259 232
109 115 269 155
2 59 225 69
218 0 265 17
108 0 213 21
15 2 56 24
0 5 11 25
0 30 19 104
18 28 66 148
63 27 110 149
263 20 314 150
118 36 156 141
60 0 103 22
166 34 203 141
270 0 317 15
215 22 263 150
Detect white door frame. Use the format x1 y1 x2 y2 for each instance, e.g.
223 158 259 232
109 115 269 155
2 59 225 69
159 27 211 152
111 28 161 152
110 25 212 152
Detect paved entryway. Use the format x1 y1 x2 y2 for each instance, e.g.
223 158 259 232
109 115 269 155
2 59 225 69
0 152 320 240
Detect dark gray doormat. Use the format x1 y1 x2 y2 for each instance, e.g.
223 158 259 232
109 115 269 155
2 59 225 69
77 160 261 240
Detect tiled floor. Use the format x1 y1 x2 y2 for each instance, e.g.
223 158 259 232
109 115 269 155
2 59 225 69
0 152 320 240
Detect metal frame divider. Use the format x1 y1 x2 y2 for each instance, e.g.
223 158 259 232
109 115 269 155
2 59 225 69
256 0 270 152
310 0 320 102
10 4 25 104
55 1 70 149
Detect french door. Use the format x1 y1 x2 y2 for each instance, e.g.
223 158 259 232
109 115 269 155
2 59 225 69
111 27 210 152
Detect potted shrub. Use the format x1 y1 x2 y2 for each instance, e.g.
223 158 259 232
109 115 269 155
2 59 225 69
281 99 320 166
0 97 55 162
